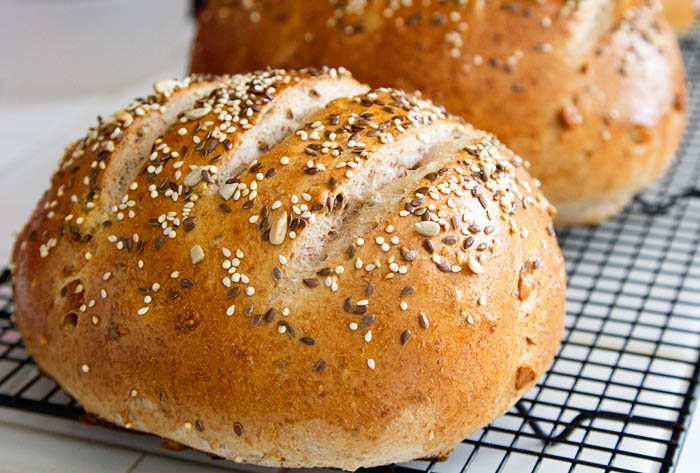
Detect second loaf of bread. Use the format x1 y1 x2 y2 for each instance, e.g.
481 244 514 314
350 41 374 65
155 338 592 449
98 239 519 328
191 0 688 224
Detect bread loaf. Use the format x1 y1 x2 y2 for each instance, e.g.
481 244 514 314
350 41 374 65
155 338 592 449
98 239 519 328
11 68 566 469
191 0 688 224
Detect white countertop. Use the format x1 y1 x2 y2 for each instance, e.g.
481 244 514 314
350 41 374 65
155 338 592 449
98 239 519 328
0 1 698 472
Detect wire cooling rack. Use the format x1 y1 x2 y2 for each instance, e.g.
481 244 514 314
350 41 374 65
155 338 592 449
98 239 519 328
2 31 700 473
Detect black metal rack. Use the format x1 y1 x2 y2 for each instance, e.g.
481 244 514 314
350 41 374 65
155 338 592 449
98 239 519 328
2 30 700 473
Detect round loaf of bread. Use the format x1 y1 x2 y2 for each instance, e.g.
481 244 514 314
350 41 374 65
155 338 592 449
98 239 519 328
190 0 688 225
11 68 566 469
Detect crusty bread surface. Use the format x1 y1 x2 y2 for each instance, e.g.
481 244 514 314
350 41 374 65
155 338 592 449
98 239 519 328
662 0 698 32
190 0 688 224
11 68 566 470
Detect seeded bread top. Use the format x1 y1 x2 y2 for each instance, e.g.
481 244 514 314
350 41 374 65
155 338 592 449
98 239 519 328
11 68 566 469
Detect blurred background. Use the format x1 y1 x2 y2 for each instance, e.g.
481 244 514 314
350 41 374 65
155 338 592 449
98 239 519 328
0 0 195 99
0 0 197 264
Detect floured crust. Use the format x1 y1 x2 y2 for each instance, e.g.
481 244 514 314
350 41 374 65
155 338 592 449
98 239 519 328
11 68 566 470
191 0 688 224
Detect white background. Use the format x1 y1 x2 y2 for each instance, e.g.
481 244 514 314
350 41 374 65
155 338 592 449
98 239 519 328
0 1 698 472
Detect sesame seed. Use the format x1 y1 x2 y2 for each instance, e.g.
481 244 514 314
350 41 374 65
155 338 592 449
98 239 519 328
303 278 319 288
364 330 372 343
360 314 375 327
367 358 376 370
137 307 149 315
81 364 90 373
193 419 204 432
402 249 417 261
354 304 368 315
180 278 194 288
226 305 236 316
234 423 243 436
246 287 255 296
442 236 458 245
400 286 415 297
437 262 451 272
401 330 412 345
400 301 408 311
419 313 429 329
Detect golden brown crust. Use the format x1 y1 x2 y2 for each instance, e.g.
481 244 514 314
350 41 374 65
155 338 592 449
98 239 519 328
191 0 688 224
11 69 566 470
662 0 698 32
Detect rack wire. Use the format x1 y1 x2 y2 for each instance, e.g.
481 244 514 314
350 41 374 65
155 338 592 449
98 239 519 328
2 30 700 473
